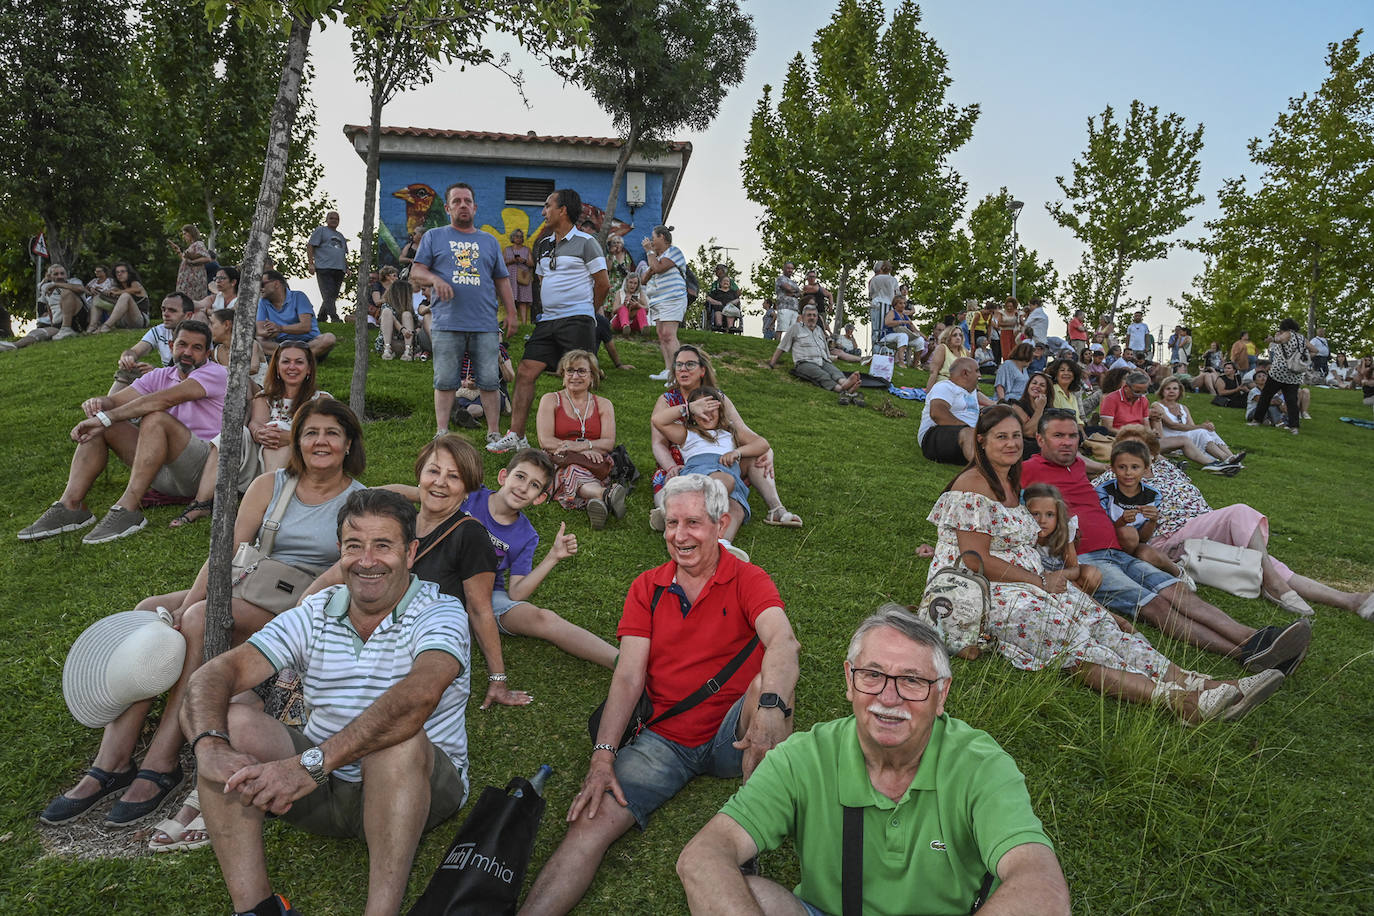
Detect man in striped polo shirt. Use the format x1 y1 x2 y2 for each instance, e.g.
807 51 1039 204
182 489 470 916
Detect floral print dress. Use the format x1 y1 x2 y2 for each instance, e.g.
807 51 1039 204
928 491 1171 679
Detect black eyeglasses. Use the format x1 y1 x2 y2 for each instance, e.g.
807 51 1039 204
849 667 940 701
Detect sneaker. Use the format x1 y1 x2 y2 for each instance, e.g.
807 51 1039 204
1288 426 1299 435
53 327 79 340
1241 619 1311 673
1300 411 1312 420
587 498 608 530
719 538 750 563
649 506 666 532
81 506 148 544
0 340 16 351
1219 464 1243 477
1246 421 1260 427
649 369 671 381
486 431 516 453
18 502 95 541
605 482 627 520
233 893 300 916
381 346 394 360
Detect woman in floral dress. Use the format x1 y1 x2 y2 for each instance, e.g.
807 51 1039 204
170 224 212 299
925 406 1283 723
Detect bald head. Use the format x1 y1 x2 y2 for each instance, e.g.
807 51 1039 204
950 357 979 390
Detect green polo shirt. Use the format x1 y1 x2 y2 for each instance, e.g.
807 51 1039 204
720 714 1052 916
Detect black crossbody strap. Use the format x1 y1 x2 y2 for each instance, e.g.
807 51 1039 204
641 584 762 731
969 870 995 913
841 805 863 916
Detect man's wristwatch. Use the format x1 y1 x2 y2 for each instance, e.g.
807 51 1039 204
300 746 328 785
757 693 793 717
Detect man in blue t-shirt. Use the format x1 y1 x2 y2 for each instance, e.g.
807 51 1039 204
409 182 516 443
255 270 336 359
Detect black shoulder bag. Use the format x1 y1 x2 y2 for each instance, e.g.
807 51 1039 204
840 806 995 916
587 585 760 749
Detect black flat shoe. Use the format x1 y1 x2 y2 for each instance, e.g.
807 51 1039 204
39 764 136 825
105 766 184 827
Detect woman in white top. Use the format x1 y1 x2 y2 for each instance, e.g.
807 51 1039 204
1151 378 1242 472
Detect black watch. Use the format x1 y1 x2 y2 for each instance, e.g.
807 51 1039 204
757 693 792 717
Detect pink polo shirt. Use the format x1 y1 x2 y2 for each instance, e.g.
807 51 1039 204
130 362 228 440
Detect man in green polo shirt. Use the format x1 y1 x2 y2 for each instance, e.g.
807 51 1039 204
677 606 1069 916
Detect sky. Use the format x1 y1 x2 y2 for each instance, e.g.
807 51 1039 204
297 0 1366 340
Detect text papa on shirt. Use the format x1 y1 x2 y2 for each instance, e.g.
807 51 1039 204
447 240 487 287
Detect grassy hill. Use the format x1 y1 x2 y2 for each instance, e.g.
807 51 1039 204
1 323 1371 914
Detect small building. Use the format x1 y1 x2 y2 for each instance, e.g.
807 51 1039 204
342 126 692 265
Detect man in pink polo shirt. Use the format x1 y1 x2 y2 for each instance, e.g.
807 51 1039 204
1020 409 1309 675
19 321 228 545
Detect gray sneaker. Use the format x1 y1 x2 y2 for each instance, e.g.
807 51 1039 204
82 506 148 544
605 483 627 520
486 431 518 453
18 503 95 541
0 340 17 351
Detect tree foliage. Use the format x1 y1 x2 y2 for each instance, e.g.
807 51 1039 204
579 0 754 246
1181 31 1374 354
1047 100 1204 323
742 0 977 329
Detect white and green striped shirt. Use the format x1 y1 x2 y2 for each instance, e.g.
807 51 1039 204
249 576 470 788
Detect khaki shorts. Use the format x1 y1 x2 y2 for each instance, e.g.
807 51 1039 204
282 725 466 838
150 434 212 498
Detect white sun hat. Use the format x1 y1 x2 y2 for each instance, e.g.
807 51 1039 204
62 608 187 727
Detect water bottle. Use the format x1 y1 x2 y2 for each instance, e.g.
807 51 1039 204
512 764 552 798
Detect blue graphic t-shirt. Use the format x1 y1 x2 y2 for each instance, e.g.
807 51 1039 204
415 226 510 332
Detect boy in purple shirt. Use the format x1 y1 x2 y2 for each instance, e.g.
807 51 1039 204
461 449 617 668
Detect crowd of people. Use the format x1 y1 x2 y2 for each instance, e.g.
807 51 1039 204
18 186 1374 916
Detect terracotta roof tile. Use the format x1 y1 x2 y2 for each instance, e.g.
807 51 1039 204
342 125 690 152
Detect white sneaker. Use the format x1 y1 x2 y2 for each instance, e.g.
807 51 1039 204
649 369 671 381
719 539 750 563
53 327 78 341
485 431 528 454
0 341 16 351
381 346 394 360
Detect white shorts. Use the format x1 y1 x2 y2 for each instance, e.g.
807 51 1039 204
648 296 687 324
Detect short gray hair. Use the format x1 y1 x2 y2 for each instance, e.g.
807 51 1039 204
846 603 952 681
661 474 728 523
1125 370 1150 387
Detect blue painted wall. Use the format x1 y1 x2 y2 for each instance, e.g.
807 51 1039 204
376 157 668 265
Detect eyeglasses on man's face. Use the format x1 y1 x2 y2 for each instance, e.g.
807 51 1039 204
849 666 940 702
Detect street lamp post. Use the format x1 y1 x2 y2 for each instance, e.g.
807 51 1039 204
1007 199 1025 300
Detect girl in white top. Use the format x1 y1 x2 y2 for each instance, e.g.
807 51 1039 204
652 386 802 547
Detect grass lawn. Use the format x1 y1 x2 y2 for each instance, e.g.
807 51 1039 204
1 323 1372 914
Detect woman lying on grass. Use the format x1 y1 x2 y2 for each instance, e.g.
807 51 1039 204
923 406 1285 725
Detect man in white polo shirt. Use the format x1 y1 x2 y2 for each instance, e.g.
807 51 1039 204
182 489 470 916
488 188 610 453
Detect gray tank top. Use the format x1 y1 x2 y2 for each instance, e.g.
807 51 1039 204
262 469 365 570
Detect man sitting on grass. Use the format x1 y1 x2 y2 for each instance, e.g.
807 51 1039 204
918 357 994 464
678 606 1070 916
109 293 191 394
181 489 470 916
256 269 336 360
767 303 864 404
18 320 226 545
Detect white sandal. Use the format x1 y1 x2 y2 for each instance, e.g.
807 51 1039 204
148 789 209 852
764 505 803 528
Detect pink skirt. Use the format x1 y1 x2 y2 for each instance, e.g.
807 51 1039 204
1153 504 1293 582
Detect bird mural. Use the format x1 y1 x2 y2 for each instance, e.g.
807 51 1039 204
392 183 444 235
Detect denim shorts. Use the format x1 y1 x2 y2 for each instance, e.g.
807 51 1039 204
433 329 500 391
680 456 751 523
1079 548 1179 620
613 693 745 829
490 589 531 635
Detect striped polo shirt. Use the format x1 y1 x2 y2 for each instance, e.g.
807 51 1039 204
535 227 607 320
248 576 470 789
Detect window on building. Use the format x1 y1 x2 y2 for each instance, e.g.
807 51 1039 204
506 177 555 206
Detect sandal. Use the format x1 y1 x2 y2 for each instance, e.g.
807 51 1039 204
168 499 213 529
764 506 803 528
105 765 184 826
149 789 210 852
38 764 136 825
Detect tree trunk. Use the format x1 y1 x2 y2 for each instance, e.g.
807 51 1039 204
41 216 77 278
204 16 313 662
831 263 849 336
1106 255 1127 326
349 92 385 417
1307 247 1320 339
204 188 219 254
598 124 639 249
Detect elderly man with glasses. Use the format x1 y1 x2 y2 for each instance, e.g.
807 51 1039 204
678 605 1069 916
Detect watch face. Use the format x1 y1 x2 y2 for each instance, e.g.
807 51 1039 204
301 747 323 768
758 693 779 708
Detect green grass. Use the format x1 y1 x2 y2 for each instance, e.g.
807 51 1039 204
1 325 1372 914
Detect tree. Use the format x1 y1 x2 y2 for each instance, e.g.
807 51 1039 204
1182 31 1374 353
742 0 977 332
346 0 590 416
1047 99 1205 324
579 0 754 248
0 0 138 272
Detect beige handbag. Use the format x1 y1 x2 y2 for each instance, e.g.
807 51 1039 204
230 475 321 614
1178 538 1263 599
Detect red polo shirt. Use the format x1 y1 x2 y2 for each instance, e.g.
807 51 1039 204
1021 454 1121 552
618 550 783 746
1099 388 1149 429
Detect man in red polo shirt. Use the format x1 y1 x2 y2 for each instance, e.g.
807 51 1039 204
1098 370 1152 433
1020 410 1309 674
519 473 801 916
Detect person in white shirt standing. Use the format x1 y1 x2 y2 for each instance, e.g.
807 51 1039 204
642 225 688 382
1127 312 1150 358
